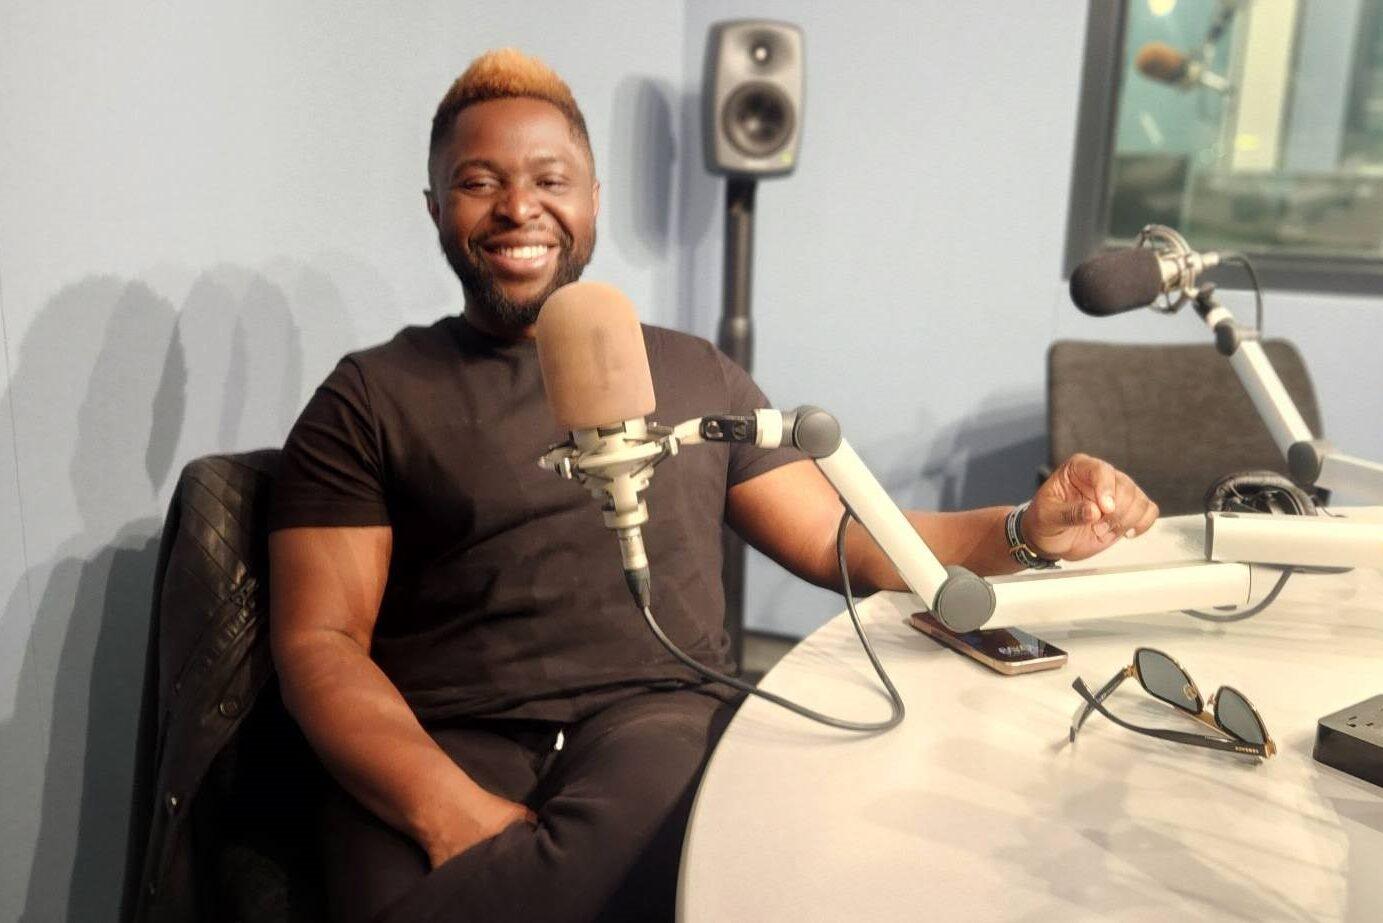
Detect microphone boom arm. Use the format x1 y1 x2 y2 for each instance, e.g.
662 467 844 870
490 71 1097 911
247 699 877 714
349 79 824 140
542 405 1383 631
1191 285 1383 500
706 407 1383 628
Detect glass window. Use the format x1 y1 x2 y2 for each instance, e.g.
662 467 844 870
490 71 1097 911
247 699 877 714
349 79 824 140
1069 0 1383 289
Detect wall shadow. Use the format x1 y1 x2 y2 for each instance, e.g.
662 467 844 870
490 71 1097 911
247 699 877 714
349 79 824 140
168 264 306 463
608 76 676 267
0 277 179 921
262 251 382 393
675 89 721 336
921 400 1048 511
0 255 321 920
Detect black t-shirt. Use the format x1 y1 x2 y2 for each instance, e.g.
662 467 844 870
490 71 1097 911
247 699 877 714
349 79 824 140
270 315 801 724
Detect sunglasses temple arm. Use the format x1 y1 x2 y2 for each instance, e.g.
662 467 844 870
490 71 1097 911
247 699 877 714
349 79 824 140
1072 680 1270 757
1070 670 1131 741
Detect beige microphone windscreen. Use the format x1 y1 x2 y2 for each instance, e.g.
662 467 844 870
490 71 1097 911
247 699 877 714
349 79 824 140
1135 41 1188 83
535 281 656 431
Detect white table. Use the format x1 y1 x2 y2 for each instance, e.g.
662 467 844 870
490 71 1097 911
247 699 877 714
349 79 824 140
680 512 1383 922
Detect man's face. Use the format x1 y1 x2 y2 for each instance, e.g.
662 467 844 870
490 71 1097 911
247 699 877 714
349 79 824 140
427 97 599 335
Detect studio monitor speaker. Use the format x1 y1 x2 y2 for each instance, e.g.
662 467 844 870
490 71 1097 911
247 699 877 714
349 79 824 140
703 20 804 178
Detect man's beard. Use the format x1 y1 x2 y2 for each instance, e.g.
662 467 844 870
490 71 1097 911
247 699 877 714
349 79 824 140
441 228 595 330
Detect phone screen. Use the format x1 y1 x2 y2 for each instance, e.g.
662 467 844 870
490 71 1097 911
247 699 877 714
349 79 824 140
909 612 1067 666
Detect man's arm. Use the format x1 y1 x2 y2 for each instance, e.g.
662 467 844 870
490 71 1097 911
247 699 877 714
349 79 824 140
269 525 535 868
726 454 1159 592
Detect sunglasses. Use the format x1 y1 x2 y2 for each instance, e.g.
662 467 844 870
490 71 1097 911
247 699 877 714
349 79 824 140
1071 647 1276 759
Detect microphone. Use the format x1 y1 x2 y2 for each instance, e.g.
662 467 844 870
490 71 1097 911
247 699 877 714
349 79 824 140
1070 242 1222 316
1134 41 1231 94
535 281 659 606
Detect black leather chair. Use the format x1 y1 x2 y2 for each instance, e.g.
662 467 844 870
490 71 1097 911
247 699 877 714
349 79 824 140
1044 340 1325 516
124 451 326 923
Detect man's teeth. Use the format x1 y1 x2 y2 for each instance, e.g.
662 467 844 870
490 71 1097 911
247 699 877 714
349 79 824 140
496 245 550 260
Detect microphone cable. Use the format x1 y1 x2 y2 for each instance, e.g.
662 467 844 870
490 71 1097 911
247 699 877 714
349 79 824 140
638 510 906 732
1217 252 1264 333
1183 567 1294 623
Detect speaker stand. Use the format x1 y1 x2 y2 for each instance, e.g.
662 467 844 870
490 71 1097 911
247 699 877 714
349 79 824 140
719 176 757 673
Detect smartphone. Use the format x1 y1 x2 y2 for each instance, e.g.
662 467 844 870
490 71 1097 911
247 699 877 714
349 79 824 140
907 612 1068 675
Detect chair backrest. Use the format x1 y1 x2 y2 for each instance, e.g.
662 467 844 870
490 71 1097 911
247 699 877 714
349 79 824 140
1047 340 1324 516
125 450 325 923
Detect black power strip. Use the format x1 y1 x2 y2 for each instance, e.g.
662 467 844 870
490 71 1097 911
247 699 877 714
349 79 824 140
1314 695 1383 788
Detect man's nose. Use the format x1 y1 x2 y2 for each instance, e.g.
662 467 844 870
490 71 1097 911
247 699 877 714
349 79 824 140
494 182 541 224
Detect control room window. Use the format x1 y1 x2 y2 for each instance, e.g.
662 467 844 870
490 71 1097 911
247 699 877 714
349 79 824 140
1067 0 1383 291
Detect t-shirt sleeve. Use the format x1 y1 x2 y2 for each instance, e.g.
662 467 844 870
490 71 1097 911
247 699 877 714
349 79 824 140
269 357 391 530
716 349 807 486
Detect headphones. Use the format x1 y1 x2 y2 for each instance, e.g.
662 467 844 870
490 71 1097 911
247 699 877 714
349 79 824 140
1203 470 1317 517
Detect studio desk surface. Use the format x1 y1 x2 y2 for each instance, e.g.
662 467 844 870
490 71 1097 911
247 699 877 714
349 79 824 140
679 510 1383 922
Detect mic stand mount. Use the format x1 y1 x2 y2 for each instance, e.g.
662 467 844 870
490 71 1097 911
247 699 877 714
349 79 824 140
539 419 679 608
1136 223 1218 313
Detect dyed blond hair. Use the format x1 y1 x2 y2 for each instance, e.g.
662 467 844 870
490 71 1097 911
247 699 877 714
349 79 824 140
429 48 592 174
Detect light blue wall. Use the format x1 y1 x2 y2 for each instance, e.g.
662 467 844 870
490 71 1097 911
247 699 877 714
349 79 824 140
4 2 1383 919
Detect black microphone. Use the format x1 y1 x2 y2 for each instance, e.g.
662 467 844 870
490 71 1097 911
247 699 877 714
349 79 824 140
1069 249 1166 316
1070 244 1223 316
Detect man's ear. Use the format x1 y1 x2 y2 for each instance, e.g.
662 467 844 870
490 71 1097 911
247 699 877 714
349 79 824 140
591 180 601 218
424 188 440 229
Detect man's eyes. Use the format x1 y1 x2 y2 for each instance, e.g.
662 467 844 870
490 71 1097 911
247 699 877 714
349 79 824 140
452 176 571 193
456 177 499 193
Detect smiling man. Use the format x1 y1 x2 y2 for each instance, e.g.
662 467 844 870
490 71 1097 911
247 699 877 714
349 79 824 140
268 49 1159 923
425 75 597 334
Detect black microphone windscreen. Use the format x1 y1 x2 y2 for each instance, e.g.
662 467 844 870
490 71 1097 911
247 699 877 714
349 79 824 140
1069 249 1164 317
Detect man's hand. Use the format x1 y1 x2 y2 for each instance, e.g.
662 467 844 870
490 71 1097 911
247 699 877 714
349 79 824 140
1023 453 1159 562
423 789 539 869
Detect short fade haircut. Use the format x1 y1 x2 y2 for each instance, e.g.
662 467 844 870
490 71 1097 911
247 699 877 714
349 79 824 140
428 48 594 182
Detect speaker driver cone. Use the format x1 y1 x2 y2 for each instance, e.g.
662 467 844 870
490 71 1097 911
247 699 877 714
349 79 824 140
723 81 794 158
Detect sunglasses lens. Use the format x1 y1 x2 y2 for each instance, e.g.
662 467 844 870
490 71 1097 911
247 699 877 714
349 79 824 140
1135 649 1199 712
1215 687 1267 745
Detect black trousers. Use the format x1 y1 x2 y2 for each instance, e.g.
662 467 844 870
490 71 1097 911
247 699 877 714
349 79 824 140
320 687 740 923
